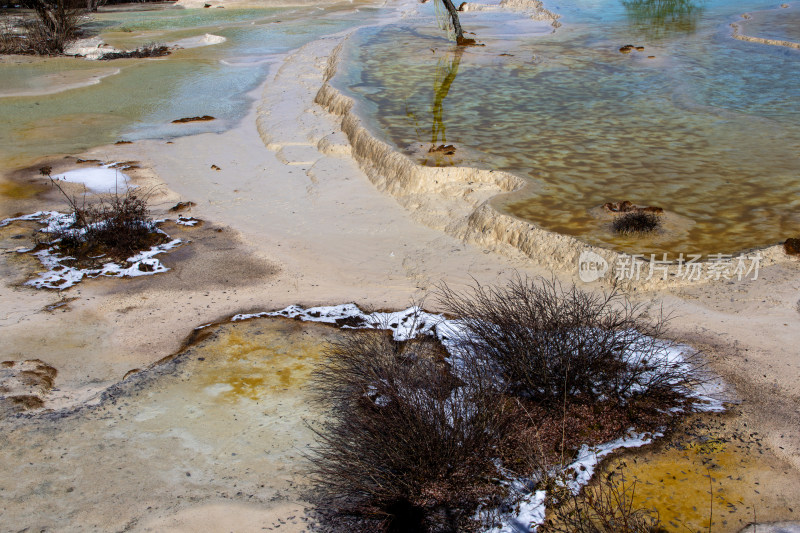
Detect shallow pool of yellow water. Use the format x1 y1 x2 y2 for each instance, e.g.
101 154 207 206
602 414 800 531
194 319 332 403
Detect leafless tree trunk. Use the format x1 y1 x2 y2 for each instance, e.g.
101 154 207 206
439 0 476 45
26 0 83 53
439 0 464 41
86 0 105 13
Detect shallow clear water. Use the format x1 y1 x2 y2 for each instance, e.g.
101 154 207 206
0 3 377 169
337 0 800 255
737 2 800 43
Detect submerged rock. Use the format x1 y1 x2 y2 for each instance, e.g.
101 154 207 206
619 44 645 54
172 115 216 124
603 200 663 214
429 144 457 155
170 201 197 212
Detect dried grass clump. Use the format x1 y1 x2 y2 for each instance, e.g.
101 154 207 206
40 167 166 264
0 0 83 55
612 211 661 235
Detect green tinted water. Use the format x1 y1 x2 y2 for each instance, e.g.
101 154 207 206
337 0 800 255
0 3 377 169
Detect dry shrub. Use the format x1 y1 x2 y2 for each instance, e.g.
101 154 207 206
0 17 31 54
1 0 84 55
310 329 514 533
42 168 166 263
498 395 671 476
311 277 699 531
437 276 694 410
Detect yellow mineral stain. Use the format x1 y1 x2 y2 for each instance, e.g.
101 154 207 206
196 321 330 403
607 437 776 532
0 180 45 199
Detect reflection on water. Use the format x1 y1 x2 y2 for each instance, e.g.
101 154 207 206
622 0 705 39
0 4 376 171
431 47 464 145
338 2 800 256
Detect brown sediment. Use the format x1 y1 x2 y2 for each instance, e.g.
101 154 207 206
0 179 47 200
7 395 44 409
193 319 336 401
122 368 141 380
730 21 800 49
171 115 216 124
0 359 58 415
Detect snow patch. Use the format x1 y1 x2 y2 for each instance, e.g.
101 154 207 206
26 238 181 290
173 33 227 49
51 163 130 193
1 211 181 290
176 216 200 226
64 37 122 60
